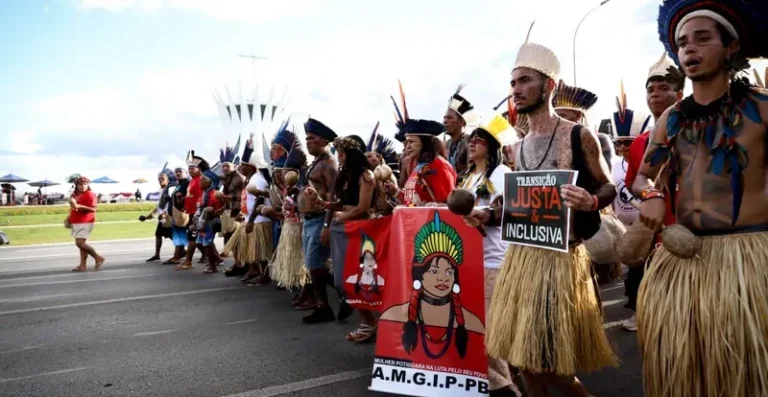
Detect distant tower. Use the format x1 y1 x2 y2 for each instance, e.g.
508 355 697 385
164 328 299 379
211 55 290 166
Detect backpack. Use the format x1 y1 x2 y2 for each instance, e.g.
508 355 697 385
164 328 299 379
570 125 602 241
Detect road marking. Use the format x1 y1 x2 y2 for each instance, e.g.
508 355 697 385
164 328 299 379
601 299 625 308
0 366 93 384
0 248 148 262
0 274 155 289
0 344 44 354
601 284 625 293
0 269 131 283
224 319 256 325
0 287 236 316
0 293 83 303
134 329 179 337
220 369 369 397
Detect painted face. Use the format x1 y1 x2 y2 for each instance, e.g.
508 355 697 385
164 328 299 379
676 17 731 82
362 251 376 272
511 67 550 114
613 138 634 158
646 80 679 118
270 143 286 162
555 109 583 123
443 109 464 135
405 136 422 158
467 134 488 163
365 152 380 167
421 257 455 298
305 132 327 156
200 176 212 189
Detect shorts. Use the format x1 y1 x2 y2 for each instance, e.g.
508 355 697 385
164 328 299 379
302 216 329 270
187 227 199 242
71 223 94 240
196 225 216 247
172 226 187 247
155 223 172 239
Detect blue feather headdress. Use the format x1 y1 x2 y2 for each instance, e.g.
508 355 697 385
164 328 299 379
390 79 444 139
271 118 297 167
241 133 254 165
219 135 242 165
553 80 598 114
391 79 409 143
658 0 768 69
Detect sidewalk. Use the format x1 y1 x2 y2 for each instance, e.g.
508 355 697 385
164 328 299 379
2 220 140 229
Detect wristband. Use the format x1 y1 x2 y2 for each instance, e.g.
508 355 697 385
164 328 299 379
642 191 665 201
640 187 662 200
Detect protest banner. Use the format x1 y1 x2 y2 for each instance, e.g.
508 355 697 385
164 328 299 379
371 208 489 397
331 216 392 311
501 170 577 253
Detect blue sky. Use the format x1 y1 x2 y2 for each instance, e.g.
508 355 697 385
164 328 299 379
2 0 762 194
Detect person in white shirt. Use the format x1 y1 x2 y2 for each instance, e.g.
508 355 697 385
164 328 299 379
458 114 520 397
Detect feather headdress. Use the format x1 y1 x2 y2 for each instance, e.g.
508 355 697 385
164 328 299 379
391 79 409 142
513 21 560 80
658 0 768 69
613 80 652 138
366 121 400 170
447 85 474 120
219 135 242 165
185 150 210 172
553 80 598 113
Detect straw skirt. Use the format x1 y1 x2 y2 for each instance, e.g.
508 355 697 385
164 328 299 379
486 244 617 375
637 231 768 397
224 221 273 263
269 221 308 290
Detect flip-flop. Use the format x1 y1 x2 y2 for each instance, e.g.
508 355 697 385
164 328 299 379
71 267 87 272
175 264 193 271
162 259 180 265
95 259 105 271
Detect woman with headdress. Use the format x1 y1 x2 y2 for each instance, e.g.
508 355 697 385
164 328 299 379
266 125 314 299
224 133 258 278
68 176 105 272
389 82 456 206
379 211 484 360
457 114 520 395
327 134 379 343
140 162 178 263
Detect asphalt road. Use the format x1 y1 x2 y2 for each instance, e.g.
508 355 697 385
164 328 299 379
0 239 644 397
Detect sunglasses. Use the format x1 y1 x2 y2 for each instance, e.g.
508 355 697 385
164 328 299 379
613 139 634 147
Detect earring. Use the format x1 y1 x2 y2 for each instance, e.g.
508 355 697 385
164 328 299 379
452 284 461 294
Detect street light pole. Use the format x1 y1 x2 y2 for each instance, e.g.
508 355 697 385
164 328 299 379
573 0 611 85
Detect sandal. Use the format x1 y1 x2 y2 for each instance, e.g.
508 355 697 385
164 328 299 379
162 259 181 265
202 266 218 274
294 301 319 311
175 263 193 271
345 324 377 344
71 267 87 272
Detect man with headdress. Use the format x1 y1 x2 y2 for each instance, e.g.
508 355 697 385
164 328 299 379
218 137 244 250
620 55 684 332
467 37 617 395
552 80 598 125
443 89 474 175
633 2 768 395
296 117 354 324
177 151 210 271
140 163 177 262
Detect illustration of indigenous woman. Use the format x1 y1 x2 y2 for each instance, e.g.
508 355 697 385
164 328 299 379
345 235 385 296
379 211 484 360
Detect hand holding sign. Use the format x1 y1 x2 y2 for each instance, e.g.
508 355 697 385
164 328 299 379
560 184 595 212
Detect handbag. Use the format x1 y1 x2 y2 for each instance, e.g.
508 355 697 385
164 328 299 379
172 206 189 228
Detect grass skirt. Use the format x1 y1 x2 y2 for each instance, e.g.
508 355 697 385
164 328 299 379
637 232 768 397
221 221 241 257
486 244 618 375
224 221 273 263
268 221 308 290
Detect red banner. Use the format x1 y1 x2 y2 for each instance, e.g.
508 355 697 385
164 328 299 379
331 216 392 311
370 208 489 397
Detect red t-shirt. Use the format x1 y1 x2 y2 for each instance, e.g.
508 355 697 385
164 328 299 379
626 131 676 227
199 189 223 212
401 157 457 206
185 176 202 214
69 190 97 224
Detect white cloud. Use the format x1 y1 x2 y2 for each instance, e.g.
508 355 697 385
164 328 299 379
8 132 43 154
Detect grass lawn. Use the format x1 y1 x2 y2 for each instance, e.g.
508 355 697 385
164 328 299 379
0 202 155 216
0 211 150 227
3 221 157 246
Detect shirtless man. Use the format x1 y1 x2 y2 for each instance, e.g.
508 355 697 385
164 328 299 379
472 42 617 397
297 118 353 324
632 3 768 396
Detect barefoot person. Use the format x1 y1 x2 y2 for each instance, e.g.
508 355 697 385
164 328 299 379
633 2 768 395
68 176 105 272
298 118 353 324
142 163 177 262
482 39 617 396
621 52 685 332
